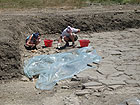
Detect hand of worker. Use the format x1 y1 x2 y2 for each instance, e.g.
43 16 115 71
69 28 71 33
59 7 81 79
57 43 61 49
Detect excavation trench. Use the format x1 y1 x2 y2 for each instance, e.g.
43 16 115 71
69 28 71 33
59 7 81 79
0 10 140 81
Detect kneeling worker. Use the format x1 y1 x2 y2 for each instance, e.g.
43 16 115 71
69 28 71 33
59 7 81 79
25 32 41 50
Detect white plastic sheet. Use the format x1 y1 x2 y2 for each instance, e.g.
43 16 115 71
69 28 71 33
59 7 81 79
24 47 101 90
118 97 140 105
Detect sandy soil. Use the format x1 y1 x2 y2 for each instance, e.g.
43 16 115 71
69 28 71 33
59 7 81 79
0 4 140 105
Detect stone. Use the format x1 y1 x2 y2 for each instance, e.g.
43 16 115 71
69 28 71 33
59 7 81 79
109 50 122 55
100 79 126 86
75 90 91 96
64 94 80 105
87 63 98 68
124 69 136 76
23 54 28 57
125 80 140 86
133 74 140 81
71 76 80 81
85 85 104 90
109 72 124 77
126 65 137 71
115 65 126 71
82 81 102 89
61 86 69 89
136 65 140 71
108 85 122 90
97 64 117 75
93 93 101 97
20 76 29 82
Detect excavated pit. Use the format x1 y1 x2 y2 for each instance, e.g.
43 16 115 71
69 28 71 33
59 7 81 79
0 8 140 81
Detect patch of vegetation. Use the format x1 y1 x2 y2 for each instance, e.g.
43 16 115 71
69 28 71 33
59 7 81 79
0 0 139 9
89 0 140 4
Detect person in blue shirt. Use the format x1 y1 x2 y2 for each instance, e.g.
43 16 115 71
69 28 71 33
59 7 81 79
25 32 41 50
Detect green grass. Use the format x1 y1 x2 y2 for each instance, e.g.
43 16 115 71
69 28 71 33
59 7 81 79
0 0 139 9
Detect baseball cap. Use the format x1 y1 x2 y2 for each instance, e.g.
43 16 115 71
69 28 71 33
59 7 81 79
33 32 39 38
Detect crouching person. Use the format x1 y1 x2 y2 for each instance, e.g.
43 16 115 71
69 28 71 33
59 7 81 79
25 32 41 50
57 26 80 49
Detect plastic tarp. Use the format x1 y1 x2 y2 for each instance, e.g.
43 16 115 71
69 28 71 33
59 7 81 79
118 97 140 105
24 47 101 90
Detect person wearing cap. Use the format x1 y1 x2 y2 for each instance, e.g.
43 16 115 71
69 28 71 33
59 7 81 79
57 26 80 49
25 32 41 50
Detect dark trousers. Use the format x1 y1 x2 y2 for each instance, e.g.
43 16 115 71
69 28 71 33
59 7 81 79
24 45 37 50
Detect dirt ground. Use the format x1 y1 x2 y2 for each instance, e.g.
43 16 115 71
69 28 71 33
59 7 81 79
0 4 140 105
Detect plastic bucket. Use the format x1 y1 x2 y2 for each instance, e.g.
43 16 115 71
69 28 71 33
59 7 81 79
44 39 53 47
79 40 90 47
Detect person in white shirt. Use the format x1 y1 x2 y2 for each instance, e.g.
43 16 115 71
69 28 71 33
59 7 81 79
57 26 80 49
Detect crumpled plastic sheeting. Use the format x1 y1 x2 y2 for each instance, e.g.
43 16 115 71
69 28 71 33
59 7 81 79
24 47 101 90
118 97 140 105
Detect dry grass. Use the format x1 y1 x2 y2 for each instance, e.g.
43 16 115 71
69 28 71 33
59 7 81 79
0 0 139 9
89 0 140 4
0 0 85 9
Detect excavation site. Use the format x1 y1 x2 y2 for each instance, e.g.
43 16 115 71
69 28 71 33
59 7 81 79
0 4 140 105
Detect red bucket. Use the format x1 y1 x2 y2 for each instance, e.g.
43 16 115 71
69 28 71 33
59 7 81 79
44 39 53 47
79 40 90 47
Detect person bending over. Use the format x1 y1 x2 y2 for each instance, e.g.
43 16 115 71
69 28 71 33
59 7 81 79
57 26 80 49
